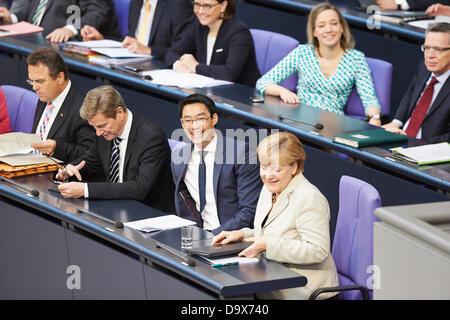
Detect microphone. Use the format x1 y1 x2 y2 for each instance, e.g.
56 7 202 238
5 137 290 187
0 176 40 197
156 242 196 267
277 115 324 130
76 208 124 229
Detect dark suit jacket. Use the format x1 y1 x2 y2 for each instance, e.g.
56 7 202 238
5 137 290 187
12 0 121 39
171 136 263 235
76 113 175 213
407 0 444 10
32 84 95 163
394 61 450 143
127 0 193 58
165 16 261 87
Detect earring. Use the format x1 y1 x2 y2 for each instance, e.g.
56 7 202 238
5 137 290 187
220 11 224 19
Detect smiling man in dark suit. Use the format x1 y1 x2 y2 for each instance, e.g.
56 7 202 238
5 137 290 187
171 94 262 235
27 48 96 162
56 85 175 213
383 22 450 143
80 0 193 59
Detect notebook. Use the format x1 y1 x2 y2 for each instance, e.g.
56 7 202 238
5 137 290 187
185 241 251 258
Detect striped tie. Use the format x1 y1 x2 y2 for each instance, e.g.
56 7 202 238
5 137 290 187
31 0 49 25
110 137 122 183
38 102 54 139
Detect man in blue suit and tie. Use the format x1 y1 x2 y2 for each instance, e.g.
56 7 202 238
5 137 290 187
171 94 263 235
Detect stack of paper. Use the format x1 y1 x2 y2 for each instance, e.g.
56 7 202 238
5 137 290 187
141 69 232 88
64 39 149 58
124 215 196 233
391 142 450 165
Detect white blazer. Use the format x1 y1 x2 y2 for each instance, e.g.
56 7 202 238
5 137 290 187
243 173 339 299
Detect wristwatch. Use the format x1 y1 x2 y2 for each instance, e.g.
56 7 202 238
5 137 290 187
370 113 381 120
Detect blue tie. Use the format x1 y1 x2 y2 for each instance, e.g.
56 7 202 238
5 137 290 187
198 151 206 213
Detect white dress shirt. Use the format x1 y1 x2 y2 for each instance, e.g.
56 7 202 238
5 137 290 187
35 80 71 140
184 135 220 231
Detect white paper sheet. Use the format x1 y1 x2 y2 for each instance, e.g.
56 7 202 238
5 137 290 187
124 215 196 233
141 69 232 88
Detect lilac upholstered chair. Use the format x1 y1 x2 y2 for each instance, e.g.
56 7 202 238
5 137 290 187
2 85 38 133
310 175 381 300
250 29 299 92
344 57 393 120
114 0 130 37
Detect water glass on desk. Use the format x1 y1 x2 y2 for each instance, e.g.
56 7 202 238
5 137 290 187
181 225 193 249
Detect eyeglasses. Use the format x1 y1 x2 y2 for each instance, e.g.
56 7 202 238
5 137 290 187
192 1 220 11
26 78 49 87
181 116 210 126
421 45 450 54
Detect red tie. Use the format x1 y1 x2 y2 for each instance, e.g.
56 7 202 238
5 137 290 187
405 77 438 138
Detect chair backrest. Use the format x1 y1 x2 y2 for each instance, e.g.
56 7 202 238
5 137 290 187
114 0 130 37
250 29 299 92
344 57 392 119
2 85 38 133
332 175 381 300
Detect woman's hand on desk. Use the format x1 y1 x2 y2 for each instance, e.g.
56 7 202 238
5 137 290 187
179 54 199 73
121 36 151 55
211 230 244 245
264 84 300 104
58 182 84 198
239 236 267 258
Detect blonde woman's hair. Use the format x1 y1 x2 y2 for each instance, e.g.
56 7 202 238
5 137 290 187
306 2 354 55
257 132 306 175
80 85 127 120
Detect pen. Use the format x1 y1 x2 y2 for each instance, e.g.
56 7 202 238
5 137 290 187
212 262 239 268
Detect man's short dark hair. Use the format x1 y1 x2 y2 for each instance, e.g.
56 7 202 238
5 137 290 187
426 22 450 35
178 94 217 118
27 48 68 80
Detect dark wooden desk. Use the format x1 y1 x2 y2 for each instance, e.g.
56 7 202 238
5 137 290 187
0 33 448 242
0 173 306 299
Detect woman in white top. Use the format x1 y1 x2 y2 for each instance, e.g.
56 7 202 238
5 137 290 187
212 132 339 300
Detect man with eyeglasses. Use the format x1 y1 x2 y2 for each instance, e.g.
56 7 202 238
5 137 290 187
171 94 262 235
26 48 96 162
383 22 450 143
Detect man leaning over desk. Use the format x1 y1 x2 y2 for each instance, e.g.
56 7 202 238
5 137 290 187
56 85 175 213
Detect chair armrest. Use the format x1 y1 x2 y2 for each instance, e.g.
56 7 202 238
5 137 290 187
309 285 370 300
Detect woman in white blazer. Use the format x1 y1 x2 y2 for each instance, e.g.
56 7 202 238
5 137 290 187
212 132 338 299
